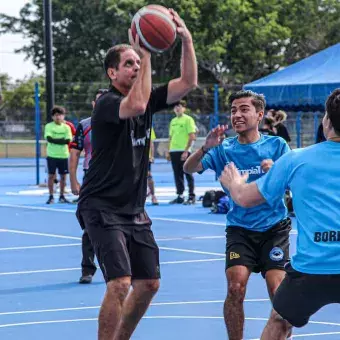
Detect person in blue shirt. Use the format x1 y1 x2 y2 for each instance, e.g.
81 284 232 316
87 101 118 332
219 88 340 339
184 90 291 340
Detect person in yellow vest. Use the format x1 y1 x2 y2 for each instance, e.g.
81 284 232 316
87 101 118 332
147 127 159 205
44 106 73 204
167 100 196 204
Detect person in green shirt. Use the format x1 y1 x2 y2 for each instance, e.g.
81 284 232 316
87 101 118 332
167 100 197 204
147 127 159 205
44 106 72 204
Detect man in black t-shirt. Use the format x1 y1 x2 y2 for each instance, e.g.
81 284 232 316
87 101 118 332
76 9 197 340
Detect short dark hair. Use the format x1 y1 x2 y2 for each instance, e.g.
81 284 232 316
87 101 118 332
175 99 186 107
325 89 340 135
94 88 108 100
263 117 275 128
103 44 133 77
51 105 65 116
229 90 266 112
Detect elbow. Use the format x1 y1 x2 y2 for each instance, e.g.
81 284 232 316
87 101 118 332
132 103 147 115
237 196 255 208
183 161 194 175
183 162 190 174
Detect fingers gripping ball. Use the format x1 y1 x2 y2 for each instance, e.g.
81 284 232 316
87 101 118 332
131 5 177 53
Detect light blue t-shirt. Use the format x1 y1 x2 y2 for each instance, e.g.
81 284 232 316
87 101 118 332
201 135 290 231
256 141 340 274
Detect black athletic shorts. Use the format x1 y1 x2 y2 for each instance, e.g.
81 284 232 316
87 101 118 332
226 218 291 277
46 157 69 175
76 208 160 282
273 263 340 327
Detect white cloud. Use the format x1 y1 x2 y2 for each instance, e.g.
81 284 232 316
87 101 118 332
0 0 41 81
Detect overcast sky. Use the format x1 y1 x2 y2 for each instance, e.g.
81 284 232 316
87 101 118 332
0 1 40 81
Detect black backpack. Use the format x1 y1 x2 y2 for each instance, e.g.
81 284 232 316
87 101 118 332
202 190 226 208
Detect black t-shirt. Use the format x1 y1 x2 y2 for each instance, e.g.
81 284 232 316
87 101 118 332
78 84 169 215
275 123 291 143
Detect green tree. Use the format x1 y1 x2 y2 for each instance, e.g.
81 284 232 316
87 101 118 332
0 74 46 121
1 0 339 88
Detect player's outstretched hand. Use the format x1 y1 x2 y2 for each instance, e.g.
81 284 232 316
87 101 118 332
169 9 191 42
203 124 228 150
128 28 151 59
219 162 248 190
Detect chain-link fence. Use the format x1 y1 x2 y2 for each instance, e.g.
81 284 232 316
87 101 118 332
0 111 324 158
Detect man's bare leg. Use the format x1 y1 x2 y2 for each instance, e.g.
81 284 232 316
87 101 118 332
261 309 292 340
265 269 292 339
98 276 131 340
113 279 160 340
224 266 251 340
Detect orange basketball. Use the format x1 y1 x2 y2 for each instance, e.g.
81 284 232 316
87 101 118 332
131 5 177 53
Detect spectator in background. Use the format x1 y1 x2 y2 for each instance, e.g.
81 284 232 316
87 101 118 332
272 110 291 143
167 100 197 205
69 88 108 284
44 106 72 204
259 117 276 136
316 122 326 143
147 127 159 205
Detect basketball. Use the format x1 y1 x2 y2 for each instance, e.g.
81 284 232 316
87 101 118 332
131 5 177 53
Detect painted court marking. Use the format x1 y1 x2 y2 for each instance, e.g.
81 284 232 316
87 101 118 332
0 299 270 316
0 317 339 338
0 258 225 276
0 243 81 251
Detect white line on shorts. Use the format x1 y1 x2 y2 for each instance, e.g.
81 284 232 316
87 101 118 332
0 299 270 316
0 258 225 276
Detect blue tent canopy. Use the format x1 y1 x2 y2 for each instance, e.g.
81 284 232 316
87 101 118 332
244 43 340 111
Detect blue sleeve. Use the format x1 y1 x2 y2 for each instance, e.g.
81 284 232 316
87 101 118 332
280 138 291 156
200 148 218 173
256 151 293 206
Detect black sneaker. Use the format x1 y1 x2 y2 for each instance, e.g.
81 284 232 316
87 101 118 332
79 275 93 284
46 196 54 204
169 196 185 204
184 197 196 205
59 196 71 203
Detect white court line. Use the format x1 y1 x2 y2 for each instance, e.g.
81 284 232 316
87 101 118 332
0 243 81 251
0 299 270 316
159 246 224 257
1 316 340 337
0 228 224 244
0 228 81 240
0 258 224 276
248 331 340 340
0 204 225 226
0 203 298 234
0 228 224 256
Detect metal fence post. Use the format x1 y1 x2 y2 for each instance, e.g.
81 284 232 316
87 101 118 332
296 112 302 148
35 82 41 185
214 84 219 127
314 111 320 143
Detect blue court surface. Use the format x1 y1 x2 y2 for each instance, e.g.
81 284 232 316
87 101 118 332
0 159 339 339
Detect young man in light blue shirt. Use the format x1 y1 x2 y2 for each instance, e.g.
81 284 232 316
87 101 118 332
220 88 340 339
184 90 291 339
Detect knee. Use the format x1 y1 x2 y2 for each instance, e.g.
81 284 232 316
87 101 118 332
137 279 160 295
268 309 292 333
227 281 247 302
107 277 131 301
